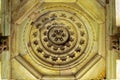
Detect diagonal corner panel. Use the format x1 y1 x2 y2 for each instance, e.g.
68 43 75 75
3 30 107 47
12 0 43 24
76 57 105 80
11 58 38 79
15 55 43 79
76 0 105 24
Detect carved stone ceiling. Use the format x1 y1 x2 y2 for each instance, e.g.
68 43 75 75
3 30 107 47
11 0 105 80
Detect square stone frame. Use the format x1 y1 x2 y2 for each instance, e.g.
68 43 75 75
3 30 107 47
0 0 117 79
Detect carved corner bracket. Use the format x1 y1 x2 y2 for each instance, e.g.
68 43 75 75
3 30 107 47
106 0 109 4
0 35 9 53
110 28 120 58
110 34 120 50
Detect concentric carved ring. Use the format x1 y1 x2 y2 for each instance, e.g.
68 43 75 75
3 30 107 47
25 6 89 69
40 19 78 54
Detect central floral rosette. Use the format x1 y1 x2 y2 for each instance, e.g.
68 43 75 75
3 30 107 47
48 26 69 45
